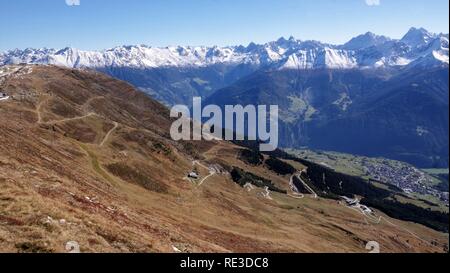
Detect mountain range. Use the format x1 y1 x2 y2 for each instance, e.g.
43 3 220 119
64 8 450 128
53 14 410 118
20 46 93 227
0 27 448 105
1 27 448 71
1 27 448 168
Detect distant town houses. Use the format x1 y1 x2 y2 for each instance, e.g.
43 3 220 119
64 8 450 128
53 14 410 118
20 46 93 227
293 150 448 204
362 161 447 202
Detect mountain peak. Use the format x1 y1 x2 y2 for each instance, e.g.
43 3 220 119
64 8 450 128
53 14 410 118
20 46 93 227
401 27 436 47
406 27 430 34
276 37 288 43
342 31 390 50
273 36 298 48
364 31 377 37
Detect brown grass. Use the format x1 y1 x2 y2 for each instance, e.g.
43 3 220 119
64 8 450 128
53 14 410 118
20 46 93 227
0 65 447 253
105 162 169 194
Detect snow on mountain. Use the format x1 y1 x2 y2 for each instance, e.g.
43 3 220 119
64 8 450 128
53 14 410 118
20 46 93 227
342 32 391 50
432 36 449 64
321 48 358 69
0 48 56 65
400 27 437 48
279 47 357 70
1 28 448 70
405 35 450 68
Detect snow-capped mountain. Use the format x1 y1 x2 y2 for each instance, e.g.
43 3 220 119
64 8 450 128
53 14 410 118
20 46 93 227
1 28 448 71
400 27 437 48
341 32 391 50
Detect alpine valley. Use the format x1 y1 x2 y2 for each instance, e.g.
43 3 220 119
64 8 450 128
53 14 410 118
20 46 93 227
0 27 449 253
1 27 448 168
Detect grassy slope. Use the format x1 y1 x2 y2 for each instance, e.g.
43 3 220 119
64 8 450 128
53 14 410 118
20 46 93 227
0 65 448 253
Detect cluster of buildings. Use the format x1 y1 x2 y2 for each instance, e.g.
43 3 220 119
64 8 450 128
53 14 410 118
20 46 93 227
362 161 448 203
340 196 373 214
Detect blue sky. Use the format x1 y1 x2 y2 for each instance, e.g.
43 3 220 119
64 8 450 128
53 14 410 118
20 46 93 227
0 0 448 51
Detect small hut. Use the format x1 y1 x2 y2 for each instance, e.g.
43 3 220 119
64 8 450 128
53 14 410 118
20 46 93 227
188 172 199 179
0 92 9 101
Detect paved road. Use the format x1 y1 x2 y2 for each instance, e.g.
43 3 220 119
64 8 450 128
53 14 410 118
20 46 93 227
288 174 305 199
294 171 318 199
262 186 273 200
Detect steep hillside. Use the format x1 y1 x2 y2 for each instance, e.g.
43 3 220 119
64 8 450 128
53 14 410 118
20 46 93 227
0 65 447 253
96 64 259 106
205 66 449 168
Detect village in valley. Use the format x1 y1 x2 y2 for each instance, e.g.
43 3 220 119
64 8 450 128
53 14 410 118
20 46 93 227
363 161 448 204
286 149 450 206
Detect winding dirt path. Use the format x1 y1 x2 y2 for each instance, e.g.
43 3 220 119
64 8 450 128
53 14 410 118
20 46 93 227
190 160 217 187
100 122 118 147
36 98 49 124
82 96 105 112
52 112 97 124
197 171 216 187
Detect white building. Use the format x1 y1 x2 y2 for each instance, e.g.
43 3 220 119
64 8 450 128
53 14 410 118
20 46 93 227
188 172 199 179
341 196 358 206
0 92 9 101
